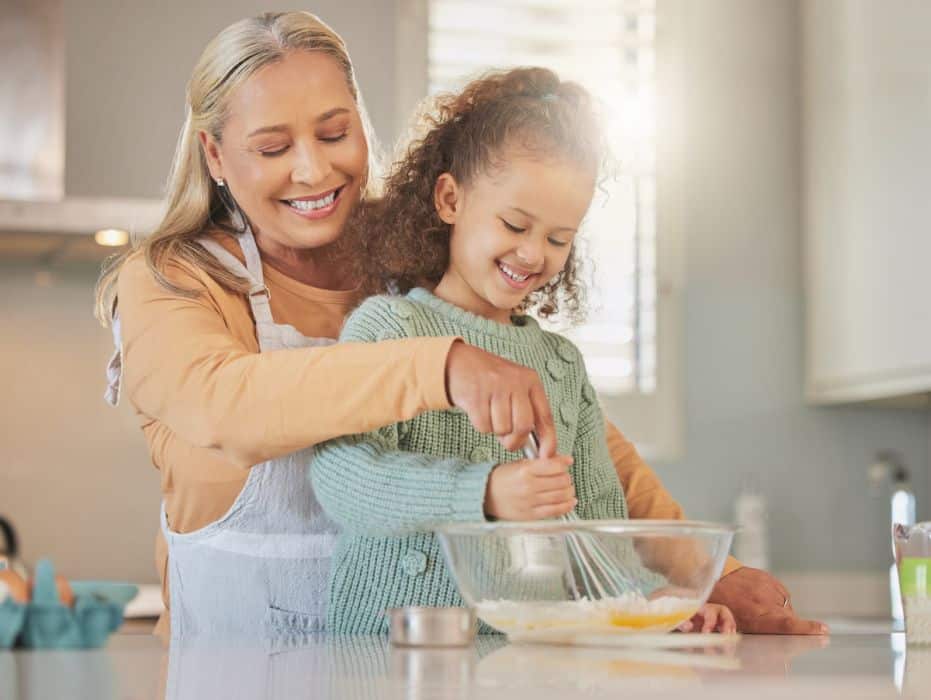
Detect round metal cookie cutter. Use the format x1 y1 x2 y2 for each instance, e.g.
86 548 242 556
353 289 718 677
387 606 477 647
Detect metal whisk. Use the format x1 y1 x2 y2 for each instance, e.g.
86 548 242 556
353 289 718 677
522 433 639 599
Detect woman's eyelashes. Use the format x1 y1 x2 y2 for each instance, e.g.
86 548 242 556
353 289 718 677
259 146 289 157
500 218 570 247
258 132 349 157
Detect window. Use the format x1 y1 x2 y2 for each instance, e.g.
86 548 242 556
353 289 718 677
396 0 682 458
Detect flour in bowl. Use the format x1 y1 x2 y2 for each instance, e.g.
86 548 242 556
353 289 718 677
476 593 701 637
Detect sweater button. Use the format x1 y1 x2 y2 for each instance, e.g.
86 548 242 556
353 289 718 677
400 550 428 577
582 383 597 405
556 340 577 363
546 357 567 381
559 399 575 427
470 446 492 462
390 301 413 319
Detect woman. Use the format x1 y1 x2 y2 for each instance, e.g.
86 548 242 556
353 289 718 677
96 11 822 639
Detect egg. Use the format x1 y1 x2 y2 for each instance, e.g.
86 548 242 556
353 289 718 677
0 569 30 604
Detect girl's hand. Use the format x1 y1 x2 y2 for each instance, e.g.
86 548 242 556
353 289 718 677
445 341 558 457
483 455 576 520
677 603 737 634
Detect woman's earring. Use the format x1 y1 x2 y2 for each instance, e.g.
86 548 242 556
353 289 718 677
212 177 247 235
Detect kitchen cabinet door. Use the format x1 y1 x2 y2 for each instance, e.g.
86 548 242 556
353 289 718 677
803 0 931 405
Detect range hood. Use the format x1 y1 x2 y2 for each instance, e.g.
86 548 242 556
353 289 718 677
1 0 165 241
0 197 165 237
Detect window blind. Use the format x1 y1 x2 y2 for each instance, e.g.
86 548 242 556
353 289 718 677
427 0 657 394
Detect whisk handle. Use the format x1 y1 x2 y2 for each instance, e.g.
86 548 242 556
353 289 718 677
521 432 540 460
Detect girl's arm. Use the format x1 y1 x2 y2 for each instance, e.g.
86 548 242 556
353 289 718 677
311 295 499 536
311 425 495 536
117 253 457 469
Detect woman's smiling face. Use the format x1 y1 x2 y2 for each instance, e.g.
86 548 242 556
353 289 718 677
200 50 368 252
434 150 596 323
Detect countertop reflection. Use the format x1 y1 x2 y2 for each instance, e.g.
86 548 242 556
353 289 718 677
2 627 929 699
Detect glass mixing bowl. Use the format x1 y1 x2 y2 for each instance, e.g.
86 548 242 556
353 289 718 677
436 520 734 644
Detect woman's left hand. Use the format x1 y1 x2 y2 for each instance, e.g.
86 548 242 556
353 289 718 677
708 567 829 635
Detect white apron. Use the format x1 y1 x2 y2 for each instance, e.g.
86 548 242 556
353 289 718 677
106 229 339 639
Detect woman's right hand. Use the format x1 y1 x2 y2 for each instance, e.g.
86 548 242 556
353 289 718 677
483 454 576 520
445 340 558 457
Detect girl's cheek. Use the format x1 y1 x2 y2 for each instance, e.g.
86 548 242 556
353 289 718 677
550 251 573 278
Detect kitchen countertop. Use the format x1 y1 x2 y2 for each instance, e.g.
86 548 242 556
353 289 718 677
2 623 928 699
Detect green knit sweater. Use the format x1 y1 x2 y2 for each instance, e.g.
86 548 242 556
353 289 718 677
311 287 629 634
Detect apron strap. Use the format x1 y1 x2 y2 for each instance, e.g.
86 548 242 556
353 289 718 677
236 229 267 286
197 237 253 287
105 230 285 406
103 314 123 407
198 234 276 331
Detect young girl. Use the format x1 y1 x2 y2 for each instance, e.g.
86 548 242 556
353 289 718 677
312 67 735 635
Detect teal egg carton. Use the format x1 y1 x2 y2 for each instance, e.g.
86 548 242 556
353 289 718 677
0 559 137 649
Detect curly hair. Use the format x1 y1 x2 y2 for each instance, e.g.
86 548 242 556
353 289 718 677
349 66 606 322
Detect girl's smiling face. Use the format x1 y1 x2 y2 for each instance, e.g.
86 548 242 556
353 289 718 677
200 50 369 254
433 150 596 323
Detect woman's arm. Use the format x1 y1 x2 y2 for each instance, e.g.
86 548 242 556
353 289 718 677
604 420 742 576
117 254 456 469
604 421 684 520
571 371 667 590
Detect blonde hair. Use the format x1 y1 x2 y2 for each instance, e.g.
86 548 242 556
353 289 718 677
94 11 379 325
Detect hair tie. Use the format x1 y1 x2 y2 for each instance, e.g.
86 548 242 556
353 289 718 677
540 92 559 102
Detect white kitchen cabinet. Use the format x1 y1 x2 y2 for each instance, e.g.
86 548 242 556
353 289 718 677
802 0 931 405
